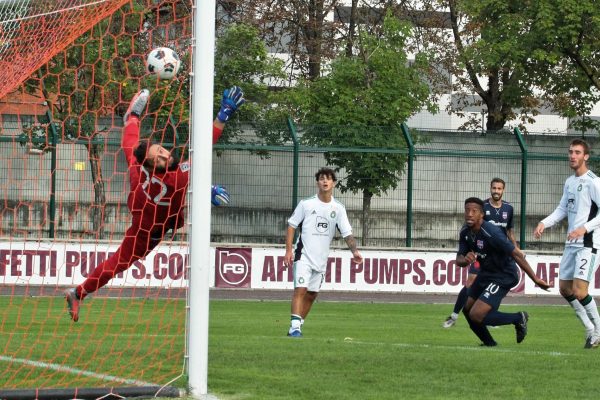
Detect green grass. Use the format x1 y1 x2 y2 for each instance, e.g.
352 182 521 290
1 297 600 399
0 296 186 389
209 301 600 399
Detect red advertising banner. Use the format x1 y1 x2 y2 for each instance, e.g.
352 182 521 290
0 242 572 296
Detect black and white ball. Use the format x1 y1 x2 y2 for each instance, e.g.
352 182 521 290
146 47 181 80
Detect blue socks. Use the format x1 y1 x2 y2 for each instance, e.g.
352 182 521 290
482 310 521 326
453 286 469 314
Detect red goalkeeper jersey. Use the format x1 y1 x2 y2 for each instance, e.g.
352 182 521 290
121 117 223 233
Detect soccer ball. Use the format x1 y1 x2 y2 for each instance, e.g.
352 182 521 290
146 47 181 80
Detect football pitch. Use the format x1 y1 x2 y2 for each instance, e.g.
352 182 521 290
1 296 599 399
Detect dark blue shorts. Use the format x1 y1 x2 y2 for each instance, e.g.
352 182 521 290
468 275 510 310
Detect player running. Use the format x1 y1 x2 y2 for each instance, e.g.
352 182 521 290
443 178 518 328
458 197 551 346
64 86 244 322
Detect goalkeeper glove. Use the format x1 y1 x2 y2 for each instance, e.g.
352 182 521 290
211 185 230 206
217 86 245 123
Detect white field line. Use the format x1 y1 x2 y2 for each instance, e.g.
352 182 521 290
0 355 158 386
343 339 572 357
0 332 181 338
274 336 575 357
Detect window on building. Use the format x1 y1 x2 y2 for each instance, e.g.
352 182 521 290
1 114 19 135
1 114 47 136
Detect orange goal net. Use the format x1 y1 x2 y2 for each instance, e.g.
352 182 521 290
0 0 132 101
0 0 195 397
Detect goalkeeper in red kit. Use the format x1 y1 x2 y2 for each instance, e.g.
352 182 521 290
64 86 244 322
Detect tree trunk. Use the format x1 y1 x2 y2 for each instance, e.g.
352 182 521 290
485 70 509 131
87 142 106 239
306 0 324 80
361 189 373 246
485 112 508 131
345 0 358 57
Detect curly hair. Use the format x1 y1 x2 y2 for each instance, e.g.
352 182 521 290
315 167 337 182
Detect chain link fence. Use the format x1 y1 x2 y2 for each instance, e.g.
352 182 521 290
1 119 598 252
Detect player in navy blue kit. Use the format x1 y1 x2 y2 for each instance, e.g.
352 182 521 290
484 178 517 246
458 197 550 346
443 178 518 328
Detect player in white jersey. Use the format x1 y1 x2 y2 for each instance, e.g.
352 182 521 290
534 138 600 348
284 167 363 337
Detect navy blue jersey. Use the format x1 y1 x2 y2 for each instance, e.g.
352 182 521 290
483 199 514 237
458 220 518 287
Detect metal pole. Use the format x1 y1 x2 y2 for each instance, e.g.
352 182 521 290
514 127 528 250
400 123 414 247
287 117 299 209
47 110 57 239
188 0 215 397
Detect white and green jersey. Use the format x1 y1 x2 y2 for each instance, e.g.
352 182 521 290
288 195 353 271
541 170 600 248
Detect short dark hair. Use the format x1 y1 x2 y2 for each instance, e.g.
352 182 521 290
570 138 590 155
133 141 147 164
465 197 484 211
315 167 337 181
490 177 505 188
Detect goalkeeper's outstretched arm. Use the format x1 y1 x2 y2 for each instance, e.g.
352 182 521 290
213 86 245 144
210 86 244 206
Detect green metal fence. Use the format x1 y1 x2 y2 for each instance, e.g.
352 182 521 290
212 121 597 252
1 120 597 252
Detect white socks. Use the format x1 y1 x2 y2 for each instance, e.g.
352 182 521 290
569 297 595 333
289 314 302 333
581 296 600 333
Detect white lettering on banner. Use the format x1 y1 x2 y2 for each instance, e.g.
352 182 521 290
0 242 595 296
249 248 600 296
0 242 189 288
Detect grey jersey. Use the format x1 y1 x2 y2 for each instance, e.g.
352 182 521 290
541 170 600 248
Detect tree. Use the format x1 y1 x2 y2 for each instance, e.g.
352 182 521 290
522 0 600 132
289 13 434 245
412 0 600 133
217 0 396 84
217 0 339 82
213 23 285 144
411 0 548 131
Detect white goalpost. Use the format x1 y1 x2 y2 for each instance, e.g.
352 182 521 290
187 0 216 397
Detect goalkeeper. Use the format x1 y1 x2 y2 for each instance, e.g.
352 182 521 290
64 86 244 322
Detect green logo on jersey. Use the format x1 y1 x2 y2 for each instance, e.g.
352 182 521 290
298 277 305 284
578 184 582 191
330 211 336 218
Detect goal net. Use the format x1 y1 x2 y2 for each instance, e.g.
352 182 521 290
0 0 195 397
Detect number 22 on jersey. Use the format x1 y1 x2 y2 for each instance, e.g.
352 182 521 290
141 167 169 206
